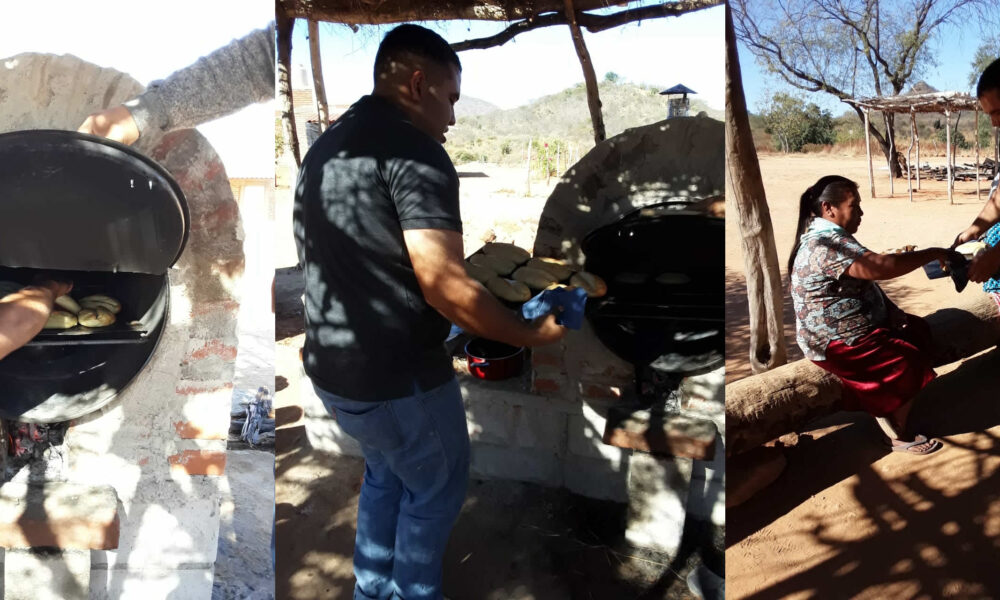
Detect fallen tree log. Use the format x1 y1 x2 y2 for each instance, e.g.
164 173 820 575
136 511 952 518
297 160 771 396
726 293 1000 456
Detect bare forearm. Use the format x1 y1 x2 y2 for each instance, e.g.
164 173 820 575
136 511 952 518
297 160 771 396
425 270 541 347
0 288 56 360
848 249 947 281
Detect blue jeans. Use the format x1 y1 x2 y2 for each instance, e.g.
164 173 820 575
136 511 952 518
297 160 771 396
314 378 470 600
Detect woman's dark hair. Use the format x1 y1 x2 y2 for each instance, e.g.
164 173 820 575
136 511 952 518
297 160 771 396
787 175 859 274
977 57 1000 98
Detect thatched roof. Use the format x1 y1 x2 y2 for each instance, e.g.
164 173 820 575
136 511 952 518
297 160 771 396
845 91 980 114
279 0 624 25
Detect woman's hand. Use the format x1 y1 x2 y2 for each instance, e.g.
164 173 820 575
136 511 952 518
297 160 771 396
78 105 140 145
968 245 1000 283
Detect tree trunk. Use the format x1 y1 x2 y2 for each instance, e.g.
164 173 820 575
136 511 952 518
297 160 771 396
726 294 1000 456
563 0 605 145
308 19 330 134
725 3 788 374
277 10 301 166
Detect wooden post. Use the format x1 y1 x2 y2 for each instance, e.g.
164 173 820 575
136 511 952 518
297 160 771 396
945 108 953 205
884 112 894 196
556 143 561 176
975 106 981 201
524 138 532 197
277 10 301 166
907 109 915 202
863 108 875 198
915 111 921 190
563 0 606 145
308 19 330 133
725 3 788 374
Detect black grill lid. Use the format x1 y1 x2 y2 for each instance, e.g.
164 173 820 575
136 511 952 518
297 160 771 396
0 130 189 274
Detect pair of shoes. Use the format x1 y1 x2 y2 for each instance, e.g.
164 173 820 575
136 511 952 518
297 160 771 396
888 433 942 455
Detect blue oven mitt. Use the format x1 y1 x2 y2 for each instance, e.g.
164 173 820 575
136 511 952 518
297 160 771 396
521 287 588 330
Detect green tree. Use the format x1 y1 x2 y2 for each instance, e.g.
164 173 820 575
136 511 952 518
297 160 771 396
969 39 1000 89
760 93 836 152
604 71 621 84
734 0 994 176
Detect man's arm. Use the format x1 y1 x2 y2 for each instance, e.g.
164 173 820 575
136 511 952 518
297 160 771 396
0 280 72 361
403 229 565 348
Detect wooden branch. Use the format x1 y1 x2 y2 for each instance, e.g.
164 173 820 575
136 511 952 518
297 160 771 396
563 0 605 145
277 6 301 167
451 0 721 52
725 2 787 375
727 294 1000 456
308 20 331 134
283 0 623 25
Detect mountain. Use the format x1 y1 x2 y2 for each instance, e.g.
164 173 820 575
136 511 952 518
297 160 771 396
455 95 501 118
445 80 721 165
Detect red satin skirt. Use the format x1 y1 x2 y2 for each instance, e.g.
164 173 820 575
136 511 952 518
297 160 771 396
812 315 936 417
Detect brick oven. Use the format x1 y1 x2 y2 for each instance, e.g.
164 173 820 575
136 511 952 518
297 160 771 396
300 114 725 557
0 54 243 598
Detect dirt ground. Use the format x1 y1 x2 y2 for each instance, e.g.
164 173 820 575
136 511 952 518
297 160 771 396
726 152 1000 598
273 165 720 599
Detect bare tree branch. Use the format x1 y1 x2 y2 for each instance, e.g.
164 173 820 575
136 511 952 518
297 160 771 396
451 0 721 51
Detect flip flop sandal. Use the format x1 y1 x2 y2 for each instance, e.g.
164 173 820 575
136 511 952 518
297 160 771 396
888 434 942 455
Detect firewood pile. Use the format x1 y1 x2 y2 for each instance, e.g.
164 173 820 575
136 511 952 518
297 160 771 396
917 158 997 182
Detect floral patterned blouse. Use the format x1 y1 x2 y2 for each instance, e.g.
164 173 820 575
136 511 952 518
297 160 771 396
790 218 888 360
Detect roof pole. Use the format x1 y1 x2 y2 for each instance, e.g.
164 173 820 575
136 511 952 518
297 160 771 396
945 108 953 205
863 108 875 198
907 109 915 203
563 0 606 145
308 19 330 133
915 110 921 190
975 105 981 201
884 111 894 196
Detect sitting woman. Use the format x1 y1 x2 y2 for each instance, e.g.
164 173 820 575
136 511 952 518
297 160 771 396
788 175 957 455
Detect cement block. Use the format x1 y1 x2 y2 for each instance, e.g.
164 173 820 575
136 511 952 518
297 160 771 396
4 549 90 600
470 444 562 487
464 395 516 446
567 403 627 462
91 500 220 570
686 437 726 525
0 483 119 550
625 453 693 555
512 405 567 454
90 567 214 600
562 455 630 503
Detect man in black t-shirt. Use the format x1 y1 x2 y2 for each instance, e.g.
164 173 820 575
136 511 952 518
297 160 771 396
293 24 565 600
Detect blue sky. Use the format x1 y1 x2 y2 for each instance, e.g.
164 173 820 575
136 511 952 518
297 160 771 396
737 18 992 116
291 3 725 111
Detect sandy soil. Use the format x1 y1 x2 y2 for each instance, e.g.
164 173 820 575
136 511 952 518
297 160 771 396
726 152 1000 598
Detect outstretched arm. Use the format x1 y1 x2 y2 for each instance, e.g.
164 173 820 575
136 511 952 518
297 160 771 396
845 248 954 281
403 229 565 348
79 23 275 145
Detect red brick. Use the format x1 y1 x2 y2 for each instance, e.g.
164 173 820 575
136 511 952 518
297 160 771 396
186 340 238 362
167 450 227 476
603 409 717 460
175 382 233 395
578 381 623 399
173 420 228 440
190 301 240 317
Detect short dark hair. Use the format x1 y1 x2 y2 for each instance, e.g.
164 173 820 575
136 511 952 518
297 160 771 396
373 24 461 83
976 57 1000 98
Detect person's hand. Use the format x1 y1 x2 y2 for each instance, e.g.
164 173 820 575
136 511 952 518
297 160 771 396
952 224 985 249
78 105 140 145
528 313 567 346
968 244 1000 283
28 275 72 300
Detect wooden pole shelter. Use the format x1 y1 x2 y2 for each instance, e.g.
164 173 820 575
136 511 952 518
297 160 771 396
915 111 921 190
907 109 915 202
277 6 302 167
863 108 875 198
308 19 331 133
945 108 953 205
725 2 787 374
563 0 606 145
